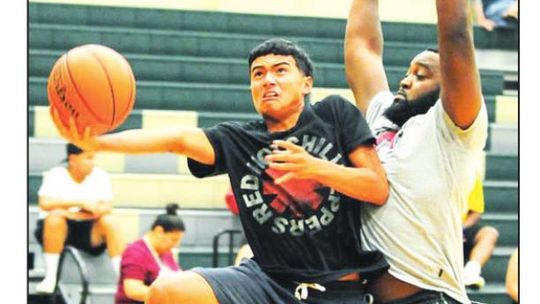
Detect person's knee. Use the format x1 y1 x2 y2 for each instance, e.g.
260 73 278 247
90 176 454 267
477 226 499 244
44 211 67 230
147 271 217 304
96 214 114 226
95 214 119 233
147 275 170 303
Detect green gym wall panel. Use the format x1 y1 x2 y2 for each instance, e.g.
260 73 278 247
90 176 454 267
479 215 518 247
483 181 518 213
485 154 518 181
30 24 433 68
29 77 503 122
29 78 256 113
32 52 503 94
197 112 259 128
469 293 514 304
30 3 516 50
481 251 517 283
28 174 43 205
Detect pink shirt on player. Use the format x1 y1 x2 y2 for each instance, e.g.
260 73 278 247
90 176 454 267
115 238 181 304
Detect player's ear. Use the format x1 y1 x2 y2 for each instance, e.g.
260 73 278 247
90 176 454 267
302 76 313 96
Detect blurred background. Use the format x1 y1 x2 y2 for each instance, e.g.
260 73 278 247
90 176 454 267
27 0 518 303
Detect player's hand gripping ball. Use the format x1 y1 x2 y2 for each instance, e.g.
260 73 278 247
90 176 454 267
47 44 136 136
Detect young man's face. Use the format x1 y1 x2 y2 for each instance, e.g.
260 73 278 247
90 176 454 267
384 51 441 126
250 54 313 121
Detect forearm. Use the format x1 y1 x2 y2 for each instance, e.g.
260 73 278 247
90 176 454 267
38 196 83 211
124 280 150 302
344 0 388 114
345 0 383 53
313 159 388 205
93 127 185 154
437 0 471 36
88 127 215 165
436 0 482 129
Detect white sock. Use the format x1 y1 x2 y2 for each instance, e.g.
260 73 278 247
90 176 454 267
43 253 60 283
111 256 121 276
464 260 482 277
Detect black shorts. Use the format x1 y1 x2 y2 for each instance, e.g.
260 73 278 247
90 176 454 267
34 218 107 256
463 223 483 261
192 258 374 304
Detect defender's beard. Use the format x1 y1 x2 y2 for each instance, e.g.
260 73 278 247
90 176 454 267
383 88 440 127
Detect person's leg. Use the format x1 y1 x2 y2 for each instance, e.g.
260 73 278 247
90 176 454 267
149 258 300 304
146 271 219 304
36 211 68 293
91 214 125 274
484 0 517 26
504 0 518 19
469 226 499 267
464 225 498 288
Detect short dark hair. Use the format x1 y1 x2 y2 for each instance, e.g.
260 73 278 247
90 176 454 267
426 48 439 54
152 203 185 232
248 38 314 77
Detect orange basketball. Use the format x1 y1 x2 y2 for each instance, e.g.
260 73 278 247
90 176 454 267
47 44 136 136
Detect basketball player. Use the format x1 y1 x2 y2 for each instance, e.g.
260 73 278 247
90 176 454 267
345 0 488 303
53 38 390 303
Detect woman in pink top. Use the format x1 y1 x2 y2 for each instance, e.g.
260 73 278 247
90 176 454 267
115 203 185 304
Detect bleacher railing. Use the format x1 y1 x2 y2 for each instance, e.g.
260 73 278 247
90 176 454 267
212 229 243 268
57 246 90 304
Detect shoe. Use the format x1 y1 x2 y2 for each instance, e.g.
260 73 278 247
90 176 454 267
464 275 485 289
35 278 56 294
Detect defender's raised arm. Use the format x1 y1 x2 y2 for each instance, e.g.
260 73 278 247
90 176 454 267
436 0 483 129
345 0 389 114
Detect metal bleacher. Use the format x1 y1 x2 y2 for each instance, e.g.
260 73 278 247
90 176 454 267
28 2 517 303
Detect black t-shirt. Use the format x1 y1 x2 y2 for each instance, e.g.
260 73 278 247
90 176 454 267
188 95 388 283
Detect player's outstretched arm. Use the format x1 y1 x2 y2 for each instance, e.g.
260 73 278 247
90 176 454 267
266 140 388 205
51 108 216 166
436 0 483 129
344 0 389 114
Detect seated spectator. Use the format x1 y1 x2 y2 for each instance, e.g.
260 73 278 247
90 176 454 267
506 248 518 302
462 176 499 289
473 0 518 31
115 203 185 304
35 143 124 293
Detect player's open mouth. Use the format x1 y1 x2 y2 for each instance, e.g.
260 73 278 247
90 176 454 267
263 91 279 101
